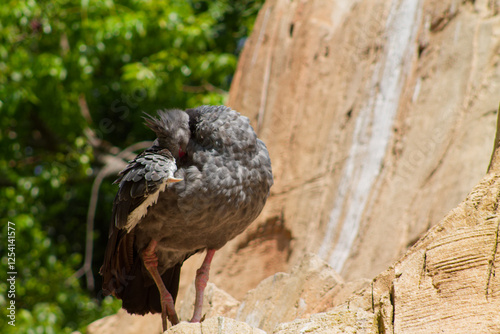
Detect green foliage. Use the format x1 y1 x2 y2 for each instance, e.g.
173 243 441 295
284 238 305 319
0 0 263 332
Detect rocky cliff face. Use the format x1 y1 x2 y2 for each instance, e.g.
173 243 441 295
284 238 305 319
216 0 500 291
87 0 500 332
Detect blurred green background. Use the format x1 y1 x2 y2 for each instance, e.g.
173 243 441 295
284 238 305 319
0 0 263 332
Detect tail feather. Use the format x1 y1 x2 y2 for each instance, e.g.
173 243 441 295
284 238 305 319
121 259 182 315
100 224 183 315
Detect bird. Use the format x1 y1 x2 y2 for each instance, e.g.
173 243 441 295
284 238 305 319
100 105 273 331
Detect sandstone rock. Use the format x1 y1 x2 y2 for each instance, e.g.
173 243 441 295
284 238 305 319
201 0 500 300
87 283 240 334
273 305 377 334
270 147 500 333
389 172 500 333
178 282 240 321
165 317 266 334
235 253 368 332
87 309 162 334
341 167 500 333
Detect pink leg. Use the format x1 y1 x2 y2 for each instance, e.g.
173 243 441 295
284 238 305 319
142 240 179 331
190 249 216 322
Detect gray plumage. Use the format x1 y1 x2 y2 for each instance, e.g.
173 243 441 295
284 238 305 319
100 105 273 315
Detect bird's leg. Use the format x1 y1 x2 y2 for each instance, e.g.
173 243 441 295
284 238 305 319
190 249 216 323
142 240 179 331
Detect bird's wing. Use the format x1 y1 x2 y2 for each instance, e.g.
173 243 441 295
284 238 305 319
100 148 179 298
113 148 180 231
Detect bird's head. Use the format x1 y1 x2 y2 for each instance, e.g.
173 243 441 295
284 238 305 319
143 109 190 159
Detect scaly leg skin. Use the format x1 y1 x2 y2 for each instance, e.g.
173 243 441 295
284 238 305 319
142 240 179 331
190 249 216 323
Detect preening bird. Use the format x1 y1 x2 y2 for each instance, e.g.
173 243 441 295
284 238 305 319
100 105 273 331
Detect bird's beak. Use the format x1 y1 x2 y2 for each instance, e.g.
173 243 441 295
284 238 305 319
167 177 183 183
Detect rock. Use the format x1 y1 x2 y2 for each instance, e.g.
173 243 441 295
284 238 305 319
88 283 240 334
178 282 240 321
271 153 500 333
87 309 162 334
165 317 266 334
236 253 368 332
388 172 500 333
340 171 500 333
273 305 377 334
203 0 500 299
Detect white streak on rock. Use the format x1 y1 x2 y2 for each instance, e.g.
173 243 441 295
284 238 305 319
318 0 422 272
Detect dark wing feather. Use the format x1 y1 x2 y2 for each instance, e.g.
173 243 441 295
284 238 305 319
100 148 178 300
113 148 177 229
